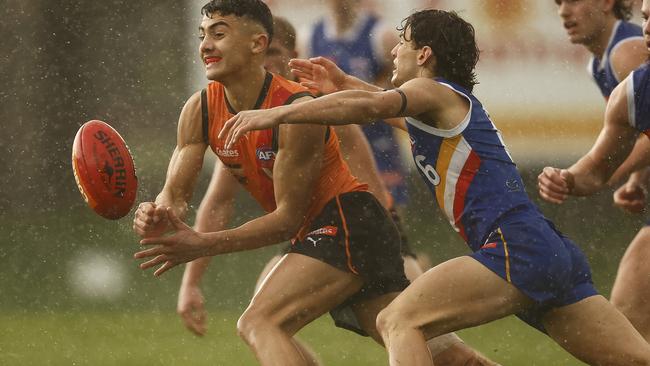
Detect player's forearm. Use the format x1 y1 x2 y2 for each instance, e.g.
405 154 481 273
182 202 234 285
341 74 384 92
567 156 610 196
181 257 213 286
608 136 650 186
280 90 394 127
202 210 301 255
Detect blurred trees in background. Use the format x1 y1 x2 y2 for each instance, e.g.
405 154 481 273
1 0 196 215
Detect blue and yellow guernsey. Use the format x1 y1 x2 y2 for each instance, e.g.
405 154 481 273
405 79 534 250
627 62 650 136
590 20 643 99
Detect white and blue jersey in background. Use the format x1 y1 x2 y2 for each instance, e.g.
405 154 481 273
309 13 409 204
590 20 643 99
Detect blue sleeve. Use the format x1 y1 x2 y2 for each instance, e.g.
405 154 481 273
628 63 650 133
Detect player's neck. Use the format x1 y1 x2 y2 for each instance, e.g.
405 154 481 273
586 17 618 58
331 8 358 35
222 67 268 112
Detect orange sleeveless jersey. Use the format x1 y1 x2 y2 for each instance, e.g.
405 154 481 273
203 72 368 238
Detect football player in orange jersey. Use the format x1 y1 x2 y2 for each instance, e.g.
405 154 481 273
133 1 493 365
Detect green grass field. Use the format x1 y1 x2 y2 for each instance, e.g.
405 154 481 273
0 311 584 365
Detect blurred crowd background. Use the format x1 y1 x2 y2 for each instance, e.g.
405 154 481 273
0 1 646 364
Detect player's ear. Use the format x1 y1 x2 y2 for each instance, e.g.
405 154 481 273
251 33 270 55
417 46 435 68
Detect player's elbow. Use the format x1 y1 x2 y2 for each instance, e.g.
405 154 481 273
272 208 304 239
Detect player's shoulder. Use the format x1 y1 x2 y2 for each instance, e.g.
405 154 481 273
610 37 648 80
268 73 315 105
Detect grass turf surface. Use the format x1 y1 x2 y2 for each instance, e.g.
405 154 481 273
0 311 584 365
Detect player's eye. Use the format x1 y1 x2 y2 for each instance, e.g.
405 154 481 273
198 35 205 41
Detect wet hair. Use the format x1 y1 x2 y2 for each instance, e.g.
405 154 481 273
201 0 274 44
398 9 479 92
272 16 296 52
613 0 633 21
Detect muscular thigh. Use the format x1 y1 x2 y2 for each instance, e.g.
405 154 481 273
247 253 364 336
386 256 533 338
543 295 650 365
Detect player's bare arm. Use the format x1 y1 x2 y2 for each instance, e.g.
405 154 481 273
610 38 649 82
133 91 207 238
538 78 638 203
220 77 467 148
136 96 326 275
179 161 239 336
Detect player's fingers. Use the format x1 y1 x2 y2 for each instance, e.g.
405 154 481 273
538 184 567 204
538 171 568 194
291 69 314 81
288 58 314 71
541 167 569 189
138 254 168 270
154 261 176 276
181 311 203 336
219 114 237 140
153 205 168 224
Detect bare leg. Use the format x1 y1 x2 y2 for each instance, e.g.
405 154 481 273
253 254 321 366
544 295 650 365
611 226 650 341
401 255 500 365
238 253 363 366
376 257 533 366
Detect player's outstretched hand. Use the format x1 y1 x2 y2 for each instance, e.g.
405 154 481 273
135 208 211 276
133 202 169 238
219 108 283 149
289 57 347 95
613 182 647 214
178 282 208 336
538 167 574 204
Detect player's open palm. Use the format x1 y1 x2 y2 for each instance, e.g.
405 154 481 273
178 283 208 336
289 57 346 95
613 182 647 214
538 167 573 204
135 208 212 276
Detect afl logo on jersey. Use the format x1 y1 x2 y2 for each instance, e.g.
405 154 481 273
256 147 276 161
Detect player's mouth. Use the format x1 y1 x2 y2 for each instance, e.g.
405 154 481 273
204 56 222 67
564 21 578 35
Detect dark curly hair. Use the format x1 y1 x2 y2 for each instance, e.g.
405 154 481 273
201 0 274 44
612 0 633 21
398 9 480 92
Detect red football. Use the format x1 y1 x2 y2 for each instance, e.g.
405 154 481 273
72 120 138 219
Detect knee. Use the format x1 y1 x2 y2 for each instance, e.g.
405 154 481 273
376 305 408 338
237 307 270 346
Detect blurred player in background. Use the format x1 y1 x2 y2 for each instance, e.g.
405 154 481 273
304 0 424 270
556 0 650 338
135 1 493 365
177 14 493 366
219 8 650 365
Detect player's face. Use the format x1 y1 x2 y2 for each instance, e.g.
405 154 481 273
198 14 259 81
264 40 296 79
390 27 420 87
643 0 650 52
556 0 608 46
